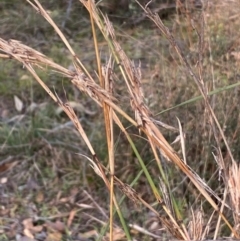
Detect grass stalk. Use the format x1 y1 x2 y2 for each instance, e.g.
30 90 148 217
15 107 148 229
1 0 240 240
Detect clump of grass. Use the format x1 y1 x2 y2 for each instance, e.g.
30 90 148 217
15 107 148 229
1 0 240 240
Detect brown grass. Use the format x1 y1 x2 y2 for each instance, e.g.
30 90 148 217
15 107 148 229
1 0 240 240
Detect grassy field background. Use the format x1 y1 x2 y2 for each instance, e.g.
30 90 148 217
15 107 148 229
0 0 240 240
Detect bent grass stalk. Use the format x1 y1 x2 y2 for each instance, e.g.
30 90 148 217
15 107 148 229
0 0 239 240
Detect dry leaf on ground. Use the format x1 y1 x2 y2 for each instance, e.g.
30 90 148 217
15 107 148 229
46 232 62 241
67 209 77 228
45 220 65 233
14 95 24 112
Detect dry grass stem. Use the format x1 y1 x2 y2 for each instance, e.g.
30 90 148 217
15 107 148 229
1 0 239 240
228 162 240 236
188 208 205 240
